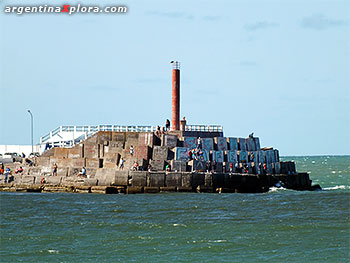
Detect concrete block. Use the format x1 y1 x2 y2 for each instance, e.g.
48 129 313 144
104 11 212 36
126 186 143 194
84 144 99 159
70 158 86 168
212 151 224 162
97 131 112 144
215 137 228 151
212 173 225 188
229 137 238 151
274 149 280 162
18 175 35 184
138 133 154 146
152 146 169 160
130 171 147 186
42 186 70 193
175 147 189 161
68 167 81 177
150 159 165 171
35 157 50 167
265 150 275 164
184 137 197 149
238 151 248 163
165 172 182 187
177 186 193 192
91 186 107 194
144 187 160 193
86 168 97 177
68 145 83 158
254 137 261 150
190 160 206 172
181 173 192 187
114 171 129 186
84 134 98 145
83 178 98 186
238 138 247 151
135 146 152 160
196 185 214 193
86 158 100 168
45 176 63 185
57 167 68 177
170 160 187 172
266 163 273 174
104 154 118 169
28 167 42 176
215 162 223 173
111 132 126 142
148 172 165 187
108 142 124 153
227 150 238 163
202 138 214 151
54 148 69 158
162 134 178 148
258 151 265 163
192 173 205 187
95 168 116 186
246 138 256 151
160 186 176 192
204 173 213 187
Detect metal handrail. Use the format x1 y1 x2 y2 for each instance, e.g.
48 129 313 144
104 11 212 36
40 124 224 144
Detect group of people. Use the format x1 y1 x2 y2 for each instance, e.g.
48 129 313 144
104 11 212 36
0 163 24 183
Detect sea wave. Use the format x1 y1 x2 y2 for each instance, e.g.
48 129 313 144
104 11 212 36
323 185 350 190
269 187 288 192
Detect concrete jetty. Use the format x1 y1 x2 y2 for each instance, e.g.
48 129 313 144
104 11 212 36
0 130 320 194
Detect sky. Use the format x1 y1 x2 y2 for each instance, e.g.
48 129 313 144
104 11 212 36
0 0 349 156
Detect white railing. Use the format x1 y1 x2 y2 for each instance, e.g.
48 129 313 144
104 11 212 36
40 124 224 145
185 125 223 132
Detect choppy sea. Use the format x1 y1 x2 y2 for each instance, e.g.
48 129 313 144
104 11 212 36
0 156 349 262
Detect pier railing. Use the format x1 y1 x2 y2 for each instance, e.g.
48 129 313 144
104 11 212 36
40 124 224 147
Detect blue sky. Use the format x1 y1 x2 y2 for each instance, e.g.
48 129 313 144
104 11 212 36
0 0 349 155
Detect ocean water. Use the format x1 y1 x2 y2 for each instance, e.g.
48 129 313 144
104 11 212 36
0 156 349 262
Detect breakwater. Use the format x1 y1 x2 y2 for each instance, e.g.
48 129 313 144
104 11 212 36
0 130 321 194
0 170 318 194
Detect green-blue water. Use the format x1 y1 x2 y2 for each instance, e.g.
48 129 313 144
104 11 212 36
1 156 349 262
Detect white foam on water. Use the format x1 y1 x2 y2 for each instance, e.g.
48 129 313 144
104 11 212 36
47 249 59 254
324 185 350 190
210 240 227 243
173 223 186 227
269 187 287 192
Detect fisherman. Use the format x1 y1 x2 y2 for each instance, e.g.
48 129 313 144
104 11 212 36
4 167 10 183
15 166 23 174
78 167 86 177
130 145 134 156
249 132 254 138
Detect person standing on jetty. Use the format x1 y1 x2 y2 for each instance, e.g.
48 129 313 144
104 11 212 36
130 146 134 156
165 119 170 131
52 163 58 176
119 158 125 170
197 137 202 150
4 167 11 183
